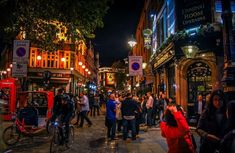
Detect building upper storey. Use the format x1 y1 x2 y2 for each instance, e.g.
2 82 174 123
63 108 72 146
149 0 235 57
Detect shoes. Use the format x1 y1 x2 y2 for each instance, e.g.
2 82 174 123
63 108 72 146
87 123 92 127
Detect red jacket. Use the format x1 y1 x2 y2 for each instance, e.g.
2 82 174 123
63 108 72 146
160 112 195 153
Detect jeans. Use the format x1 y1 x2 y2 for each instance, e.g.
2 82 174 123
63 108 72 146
122 118 136 140
159 110 164 122
79 111 92 127
106 119 116 139
147 108 153 126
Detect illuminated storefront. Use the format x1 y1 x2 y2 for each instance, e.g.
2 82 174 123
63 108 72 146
136 0 235 118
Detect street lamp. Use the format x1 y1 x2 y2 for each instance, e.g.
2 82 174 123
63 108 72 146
70 67 74 93
128 35 137 93
221 0 235 101
128 35 137 49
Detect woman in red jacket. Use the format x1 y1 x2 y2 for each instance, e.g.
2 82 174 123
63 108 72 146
160 104 195 153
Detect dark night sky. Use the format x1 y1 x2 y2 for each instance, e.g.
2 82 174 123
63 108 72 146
94 0 144 67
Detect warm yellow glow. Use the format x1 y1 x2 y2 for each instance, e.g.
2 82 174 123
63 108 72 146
78 61 83 66
37 55 42 60
88 71 91 74
7 68 11 72
85 68 88 72
142 63 147 69
10 64 13 68
61 57 65 62
82 65 85 69
3 71 7 74
70 67 74 71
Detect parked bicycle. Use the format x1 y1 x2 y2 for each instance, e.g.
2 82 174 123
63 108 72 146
50 120 74 153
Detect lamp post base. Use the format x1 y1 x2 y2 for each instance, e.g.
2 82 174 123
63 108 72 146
222 65 235 102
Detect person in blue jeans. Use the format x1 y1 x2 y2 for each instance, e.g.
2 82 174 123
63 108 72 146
106 93 116 140
121 93 139 140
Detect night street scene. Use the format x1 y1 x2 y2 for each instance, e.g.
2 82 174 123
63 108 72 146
0 0 235 153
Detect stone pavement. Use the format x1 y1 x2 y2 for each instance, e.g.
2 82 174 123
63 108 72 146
2 113 200 153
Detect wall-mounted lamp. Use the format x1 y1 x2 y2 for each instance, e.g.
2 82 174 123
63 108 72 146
181 45 199 58
78 61 83 66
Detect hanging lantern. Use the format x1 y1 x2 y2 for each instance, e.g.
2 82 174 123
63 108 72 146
181 45 199 58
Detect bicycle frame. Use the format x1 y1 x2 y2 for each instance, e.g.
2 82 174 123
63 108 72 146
12 113 45 135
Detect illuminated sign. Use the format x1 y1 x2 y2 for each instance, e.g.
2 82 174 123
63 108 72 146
105 73 115 85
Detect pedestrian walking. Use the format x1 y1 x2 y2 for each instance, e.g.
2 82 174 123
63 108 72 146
105 93 116 140
160 104 196 153
77 92 92 128
196 89 227 153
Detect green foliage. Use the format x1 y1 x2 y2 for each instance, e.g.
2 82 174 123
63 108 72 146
0 0 112 50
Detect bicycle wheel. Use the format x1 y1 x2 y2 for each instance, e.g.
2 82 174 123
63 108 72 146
66 125 74 148
2 125 20 146
50 128 60 153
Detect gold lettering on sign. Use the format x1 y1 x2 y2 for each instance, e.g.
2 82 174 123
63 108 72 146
181 4 206 26
154 52 172 68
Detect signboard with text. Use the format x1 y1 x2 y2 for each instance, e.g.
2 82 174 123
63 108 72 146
12 40 30 77
175 0 212 30
129 56 143 76
12 62 28 77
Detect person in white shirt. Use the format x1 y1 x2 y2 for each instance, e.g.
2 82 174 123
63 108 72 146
146 92 154 127
78 92 92 128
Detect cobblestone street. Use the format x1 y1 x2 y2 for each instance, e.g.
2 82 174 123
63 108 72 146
3 112 201 153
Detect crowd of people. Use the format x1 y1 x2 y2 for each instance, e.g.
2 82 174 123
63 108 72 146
103 89 235 153
51 87 235 153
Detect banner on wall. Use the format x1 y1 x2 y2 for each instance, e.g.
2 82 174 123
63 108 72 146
129 56 143 76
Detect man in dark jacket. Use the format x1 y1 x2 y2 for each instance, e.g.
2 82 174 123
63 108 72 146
121 93 139 140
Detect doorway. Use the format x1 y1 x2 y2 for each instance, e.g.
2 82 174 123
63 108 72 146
187 62 212 117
